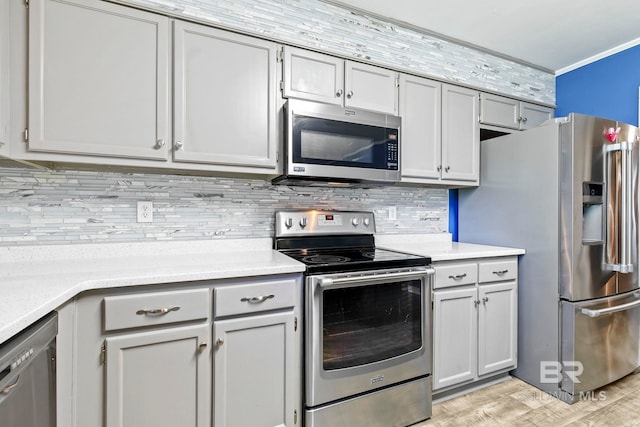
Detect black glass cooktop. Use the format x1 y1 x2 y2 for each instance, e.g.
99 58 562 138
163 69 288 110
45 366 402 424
279 246 429 274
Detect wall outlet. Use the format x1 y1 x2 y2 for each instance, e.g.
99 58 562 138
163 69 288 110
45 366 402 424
388 206 397 221
137 201 153 223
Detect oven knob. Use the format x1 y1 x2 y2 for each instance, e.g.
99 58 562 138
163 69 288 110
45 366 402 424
351 218 359 227
363 218 370 227
299 218 307 228
284 217 293 229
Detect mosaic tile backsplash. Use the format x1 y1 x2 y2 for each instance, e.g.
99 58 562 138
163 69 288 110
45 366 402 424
121 0 555 104
0 168 448 246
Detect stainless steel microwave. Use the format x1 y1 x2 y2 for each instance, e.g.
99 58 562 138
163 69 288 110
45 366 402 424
272 99 401 186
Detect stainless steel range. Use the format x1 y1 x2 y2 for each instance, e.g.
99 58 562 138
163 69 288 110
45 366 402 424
275 210 434 427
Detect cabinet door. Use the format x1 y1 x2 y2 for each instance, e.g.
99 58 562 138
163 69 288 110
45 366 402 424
442 84 479 182
399 74 441 181
433 287 478 390
173 21 279 170
283 46 344 106
105 323 210 427
345 61 398 114
479 93 520 129
28 0 170 160
478 282 517 376
214 311 298 427
520 102 553 130
0 0 8 150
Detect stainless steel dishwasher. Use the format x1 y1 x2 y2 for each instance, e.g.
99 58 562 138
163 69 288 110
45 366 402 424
0 313 57 427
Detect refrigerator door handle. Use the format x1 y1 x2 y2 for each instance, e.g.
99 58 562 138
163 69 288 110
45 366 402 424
603 141 634 273
580 296 640 317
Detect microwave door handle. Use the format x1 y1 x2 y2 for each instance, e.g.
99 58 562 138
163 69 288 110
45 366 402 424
318 268 434 288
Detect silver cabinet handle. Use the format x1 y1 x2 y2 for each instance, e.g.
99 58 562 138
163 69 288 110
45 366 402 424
493 269 509 276
522 117 528 123
346 90 353 99
482 297 489 303
336 89 343 97
474 300 480 307
437 165 442 172
215 338 224 347
445 166 451 172
448 273 467 280
136 306 181 316
174 140 184 150
154 139 165 149
241 295 275 303
198 342 208 352
2 376 20 395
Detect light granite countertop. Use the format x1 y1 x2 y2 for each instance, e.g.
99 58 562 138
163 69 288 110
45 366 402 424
0 239 305 345
0 235 525 345
375 234 525 261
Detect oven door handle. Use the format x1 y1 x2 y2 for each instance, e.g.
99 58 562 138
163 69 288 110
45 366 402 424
318 268 434 288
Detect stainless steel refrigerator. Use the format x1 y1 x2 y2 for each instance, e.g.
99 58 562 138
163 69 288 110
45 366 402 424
459 113 640 402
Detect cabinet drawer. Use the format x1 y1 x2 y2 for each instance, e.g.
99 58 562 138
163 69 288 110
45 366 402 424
434 263 477 289
103 288 209 331
478 259 517 283
215 279 296 318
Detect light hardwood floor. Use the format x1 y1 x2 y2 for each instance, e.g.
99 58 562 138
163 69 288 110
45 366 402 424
415 372 640 426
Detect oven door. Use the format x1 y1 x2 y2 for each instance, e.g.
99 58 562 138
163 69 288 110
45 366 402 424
305 267 433 407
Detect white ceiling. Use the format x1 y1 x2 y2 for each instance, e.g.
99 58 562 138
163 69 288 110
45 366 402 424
330 0 640 74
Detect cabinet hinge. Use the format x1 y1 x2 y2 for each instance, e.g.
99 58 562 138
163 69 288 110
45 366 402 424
23 128 29 142
294 316 298 332
280 80 284 91
395 77 399 88
276 48 284 62
99 342 106 365
431 300 434 310
294 409 298 424
276 150 280 162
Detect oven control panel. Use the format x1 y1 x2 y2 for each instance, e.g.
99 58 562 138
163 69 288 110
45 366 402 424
275 210 375 237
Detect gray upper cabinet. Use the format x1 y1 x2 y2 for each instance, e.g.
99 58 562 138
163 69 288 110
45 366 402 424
173 21 280 171
399 76 479 186
480 92 553 130
283 46 398 114
0 0 8 153
283 46 344 106
28 0 170 160
441 84 480 184
399 74 442 181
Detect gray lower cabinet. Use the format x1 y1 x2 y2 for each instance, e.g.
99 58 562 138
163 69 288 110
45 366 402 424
105 324 211 427
432 257 518 394
214 312 297 427
73 275 301 427
213 277 301 427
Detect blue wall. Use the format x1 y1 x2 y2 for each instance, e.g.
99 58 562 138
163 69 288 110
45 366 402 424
556 45 640 125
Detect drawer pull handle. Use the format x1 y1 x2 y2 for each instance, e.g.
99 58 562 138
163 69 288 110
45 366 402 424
493 269 509 276
241 295 275 304
448 273 467 280
136 306 181 316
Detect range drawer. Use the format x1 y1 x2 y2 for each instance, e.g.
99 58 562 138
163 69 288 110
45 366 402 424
103 288 209 331
478 258 518 283
214 278 297 318
433 263 477 289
